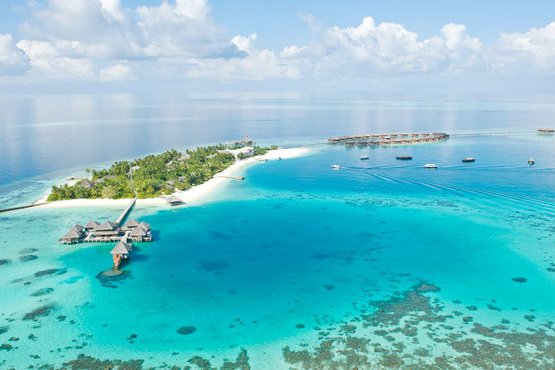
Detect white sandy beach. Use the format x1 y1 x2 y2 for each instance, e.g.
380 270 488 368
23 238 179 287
34 147 311 209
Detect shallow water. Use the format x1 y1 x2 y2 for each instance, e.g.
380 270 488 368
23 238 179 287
1 131 555 368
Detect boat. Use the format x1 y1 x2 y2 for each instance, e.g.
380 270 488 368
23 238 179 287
396 156 413 160
331 164 341 170
424 164 438 169
359 155 370 160
528 158 535 165
462 157 476 163
537 128 555 135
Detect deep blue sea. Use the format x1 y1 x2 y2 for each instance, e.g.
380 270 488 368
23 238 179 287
1 95 555 368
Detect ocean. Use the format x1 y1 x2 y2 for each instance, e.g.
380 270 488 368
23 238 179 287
0 94 554 368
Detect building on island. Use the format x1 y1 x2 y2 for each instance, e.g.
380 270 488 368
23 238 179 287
122 219 140 231
78 179 94 188
59 227 83 244
88 221 122 241
110 238 132 269
166 194 184 206
85 220 100 230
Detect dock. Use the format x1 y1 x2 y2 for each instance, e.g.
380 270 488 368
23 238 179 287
116 197 136 226
58 197 152 245
214 175 245 181
328 132 449 146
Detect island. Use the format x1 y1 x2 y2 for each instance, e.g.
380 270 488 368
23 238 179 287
47 140 277 201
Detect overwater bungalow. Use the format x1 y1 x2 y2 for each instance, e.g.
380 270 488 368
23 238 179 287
166 194 184 206
122 219 140 231
73 224 85 233
111 239 132 269
85 220 99 230
88 221 122 241
59 228 83 244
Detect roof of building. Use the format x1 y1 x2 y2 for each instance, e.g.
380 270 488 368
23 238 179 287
124 219 140 228
95 220 118 231
129 227 147 237
110 241 131 255
72 224 84 233
78 179 94 188
166 195 184 204
85 220 99 229
62 228 81 240
138 221 151 231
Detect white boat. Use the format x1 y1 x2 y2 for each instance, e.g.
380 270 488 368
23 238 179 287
528 158 535 165
424 163 438 169
462 157 476 163
360 155 369 160
331 164 341 170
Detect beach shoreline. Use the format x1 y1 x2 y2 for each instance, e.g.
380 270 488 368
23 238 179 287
33 147 311 210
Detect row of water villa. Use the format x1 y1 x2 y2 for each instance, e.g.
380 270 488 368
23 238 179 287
58 198 152 270
59 219 152 244
328 132 450 146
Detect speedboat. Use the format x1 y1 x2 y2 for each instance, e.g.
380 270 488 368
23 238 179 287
331 164 341 170
462 157 476 163
360 155 370 160
424 163 438 169
528 158 535 165
396 156 413 160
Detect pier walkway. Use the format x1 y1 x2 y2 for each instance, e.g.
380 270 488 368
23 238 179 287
116 197 137 226
0 203 45 214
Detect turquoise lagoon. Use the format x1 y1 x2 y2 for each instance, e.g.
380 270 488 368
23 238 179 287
1 131 555 368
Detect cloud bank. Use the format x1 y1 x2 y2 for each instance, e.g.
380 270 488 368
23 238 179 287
0 0 554 89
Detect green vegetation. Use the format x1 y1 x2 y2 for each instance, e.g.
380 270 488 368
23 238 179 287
47 143 276 201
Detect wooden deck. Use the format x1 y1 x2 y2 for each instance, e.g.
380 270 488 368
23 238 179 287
116 198 137 226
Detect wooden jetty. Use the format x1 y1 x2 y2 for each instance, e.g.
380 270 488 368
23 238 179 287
58 197 152 245
328 132 449 146
213 175 245 181
116 197 137 226
0 202 45 214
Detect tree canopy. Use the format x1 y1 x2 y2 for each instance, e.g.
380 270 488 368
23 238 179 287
47 144 275 201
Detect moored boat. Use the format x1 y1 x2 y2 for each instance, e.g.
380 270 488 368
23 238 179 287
528 158 535 165
462 157 476 163
331 164 341 170
424 163 438 169
396 156 413 160
360 155 370 160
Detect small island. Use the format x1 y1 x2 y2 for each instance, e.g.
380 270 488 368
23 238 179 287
47 140 277 201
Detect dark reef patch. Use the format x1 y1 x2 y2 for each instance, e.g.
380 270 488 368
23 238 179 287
19 255 38 262
295 323 306 329
95 270 131 289
19 248 38 255
196 260 229 273
23 304 55 321
512 277 527 283
62 354 144 369
34 268 66 277
30 287 54 297
282 281 555 368
177 326 196 335
0 259 11 266
0 343 13 351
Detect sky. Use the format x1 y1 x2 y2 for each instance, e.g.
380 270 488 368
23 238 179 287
0 0 554 95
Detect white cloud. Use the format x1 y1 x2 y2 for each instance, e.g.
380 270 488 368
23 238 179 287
495 22 555 73
1 2 555 87
0 33 28 75
99 63 135 81
231 34 257 53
